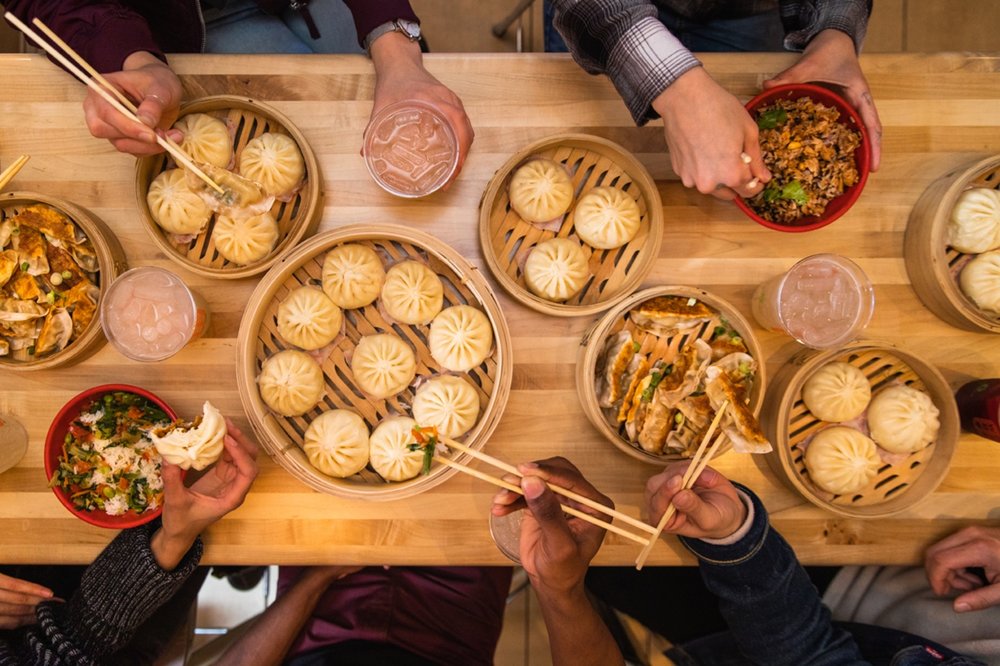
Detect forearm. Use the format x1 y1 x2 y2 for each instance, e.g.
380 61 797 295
370 31 423 78
535 585 624 666
780 0 872 52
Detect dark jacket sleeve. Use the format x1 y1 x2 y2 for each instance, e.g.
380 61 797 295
341 0 420 49
7 522 202 663
780 0 873 53
679 485 867 666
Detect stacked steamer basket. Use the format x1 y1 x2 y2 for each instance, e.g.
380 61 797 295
576 286 767 465
479 134 663 316
135 95 322 279
761 341 959 518
0 192 126 370
236 225 513 500
905 154 1000 332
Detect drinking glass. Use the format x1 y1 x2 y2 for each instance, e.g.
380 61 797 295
488 509 524 565
0 414 28 474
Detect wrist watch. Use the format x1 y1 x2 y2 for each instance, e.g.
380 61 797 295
364 19 422 54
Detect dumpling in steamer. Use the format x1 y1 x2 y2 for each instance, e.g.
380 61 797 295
276 286 342 350
947 188 1000 254
960 250 1000 314
258 350 324 416
801 362 871 423
524 238 589 302
509 159 574 223
867 385 940 454
351 334 416 399
428 305 493 372
322 244 385 309
239 132 305 199
369 416 424 482
303 410 369 478
412 375 481 439
174 113 233 168
212 211 279 265
147 169 213 235
804 426 881 495
572 186 641 250
381 261 443 325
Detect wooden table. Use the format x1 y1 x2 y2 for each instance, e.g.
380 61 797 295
2 52 1000 565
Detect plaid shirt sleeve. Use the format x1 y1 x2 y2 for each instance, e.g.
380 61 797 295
551 0 702 126
780 0 873 53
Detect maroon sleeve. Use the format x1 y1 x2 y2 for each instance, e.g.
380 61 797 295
341 0 420 48
1 0 164 72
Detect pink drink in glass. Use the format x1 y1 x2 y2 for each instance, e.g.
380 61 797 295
100 267 209 362
363 100 459 198
752 254 874 349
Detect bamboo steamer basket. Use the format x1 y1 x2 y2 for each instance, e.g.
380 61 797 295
576 285 766 465
904 154 1000 332
479 134 663 317
0 192 126 371
236 225 513 500
760 340 959 518
135 95 322 280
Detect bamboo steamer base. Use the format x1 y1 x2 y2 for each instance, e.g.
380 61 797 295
237 225 513 500
136 95 322 280
761 341 959 518
0 192 126 371
576 286 766 465
905 154 1000 333
479 134 663 317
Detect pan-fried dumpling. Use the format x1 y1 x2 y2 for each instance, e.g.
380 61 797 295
428 305 493 372
572 186 641 250
509 159 574 223
351 334 416 399
239 132 305 198
147 169 213 235
801 362 871 422
277 286 343 350
369 416 424 482
150 401 226 471
804 426 881 495
34 307 72 355
524 238 588 301
213 211 279 265
258 350 324 416
322 244 385 309
174 113 233 168
381 261 443 325
948 188 1000 254
867 385 940 454
303 410 369 478
960 250 1000 314
411 375 480 439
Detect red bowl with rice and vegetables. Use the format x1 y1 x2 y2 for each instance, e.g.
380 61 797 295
736 83 871 233
45 384 178 529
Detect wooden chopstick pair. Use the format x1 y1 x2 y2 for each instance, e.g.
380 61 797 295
0 154 29 192
3 13 224 195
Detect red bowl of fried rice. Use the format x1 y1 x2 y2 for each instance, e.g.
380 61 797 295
736 83 871 233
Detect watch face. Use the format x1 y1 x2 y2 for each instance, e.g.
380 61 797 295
398 20 421 40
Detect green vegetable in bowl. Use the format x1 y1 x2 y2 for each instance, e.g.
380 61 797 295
756 107 788 129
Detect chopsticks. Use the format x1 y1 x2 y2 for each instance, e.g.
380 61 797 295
3 13 224 195
633 400 730 570
0 154 29 191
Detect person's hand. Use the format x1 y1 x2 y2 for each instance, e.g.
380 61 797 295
645 463 747 540
82 50 183 156
491 457 612 596
763 29 882 171
925 526 1000 613
369 32 473 189
0 573 54 629
652 67 770 201
152 418 259 570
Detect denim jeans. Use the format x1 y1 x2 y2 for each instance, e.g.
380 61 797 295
202 0 362 54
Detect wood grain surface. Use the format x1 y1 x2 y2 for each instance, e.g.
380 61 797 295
2 52 1000 565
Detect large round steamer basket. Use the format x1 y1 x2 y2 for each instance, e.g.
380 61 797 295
760 340 959 518
135 95 323 280
576 285 766 466
905 154 1000 333
479 133 663 317
236 225 513 500
0 192 126 371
